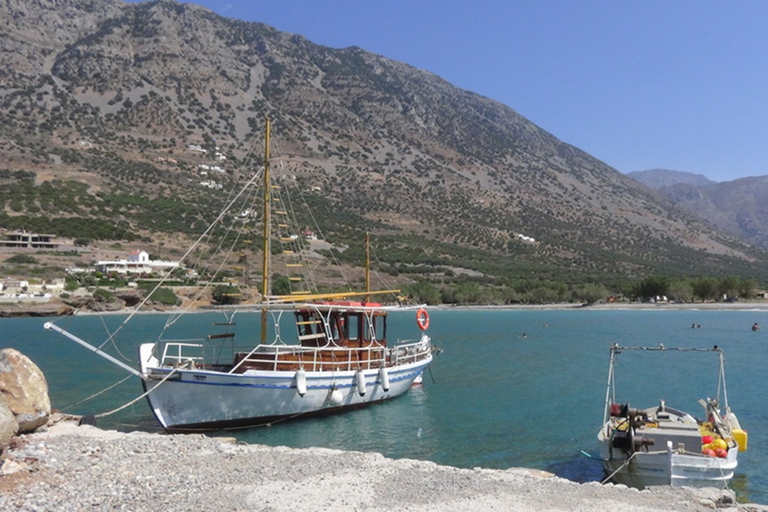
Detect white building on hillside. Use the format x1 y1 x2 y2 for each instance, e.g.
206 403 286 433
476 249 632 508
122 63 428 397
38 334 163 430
96 250 181 275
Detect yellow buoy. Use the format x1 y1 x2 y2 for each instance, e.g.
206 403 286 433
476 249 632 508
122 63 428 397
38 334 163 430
732 429 748 452
711 438 728 451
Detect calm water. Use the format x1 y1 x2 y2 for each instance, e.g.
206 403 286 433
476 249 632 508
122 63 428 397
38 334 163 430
1 308 766 503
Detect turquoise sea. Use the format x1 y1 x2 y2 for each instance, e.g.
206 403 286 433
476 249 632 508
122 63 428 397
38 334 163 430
1 308 766 504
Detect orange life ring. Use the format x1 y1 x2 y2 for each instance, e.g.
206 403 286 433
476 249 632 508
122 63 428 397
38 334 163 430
416 308 430 330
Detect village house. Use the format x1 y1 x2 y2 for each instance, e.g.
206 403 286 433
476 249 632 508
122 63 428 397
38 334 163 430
0 231 60 250
0 278 65 302
95 250 181 275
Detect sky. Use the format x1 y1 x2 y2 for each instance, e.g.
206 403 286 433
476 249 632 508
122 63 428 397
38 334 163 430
126 1 768 182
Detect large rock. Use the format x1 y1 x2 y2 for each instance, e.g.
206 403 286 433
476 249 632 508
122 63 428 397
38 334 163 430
0 349 51 433
0 301 74 317
0 395 18 446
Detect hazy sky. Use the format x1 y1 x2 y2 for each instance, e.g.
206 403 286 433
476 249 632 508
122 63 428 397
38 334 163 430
126 1 768 182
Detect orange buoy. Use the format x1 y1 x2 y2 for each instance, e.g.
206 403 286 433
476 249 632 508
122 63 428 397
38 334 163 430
416 308 430 330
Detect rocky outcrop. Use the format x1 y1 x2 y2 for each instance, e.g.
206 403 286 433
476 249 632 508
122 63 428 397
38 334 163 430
0 395 18 446
62 295 125 312
0 349 51 444
0 302 74 318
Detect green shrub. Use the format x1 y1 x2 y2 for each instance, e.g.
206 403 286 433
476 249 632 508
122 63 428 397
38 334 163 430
5 254 37 264
147 287 180 306
92 288 115 302
212 284 241 305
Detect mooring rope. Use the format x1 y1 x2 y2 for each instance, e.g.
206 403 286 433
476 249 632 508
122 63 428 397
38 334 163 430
61 374 134 411
600 451 640 484
94 368 179 419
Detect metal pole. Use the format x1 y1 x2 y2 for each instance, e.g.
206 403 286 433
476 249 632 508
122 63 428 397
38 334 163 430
44 322 145 379
261 118 271 343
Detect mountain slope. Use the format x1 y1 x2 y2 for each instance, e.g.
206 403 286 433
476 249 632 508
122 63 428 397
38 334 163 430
0 0 766 286
657 177 768 250
627 169 716 189
627 170 768 250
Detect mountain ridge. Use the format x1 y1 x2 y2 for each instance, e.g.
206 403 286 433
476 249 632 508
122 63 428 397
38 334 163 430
627 169 716 188
1 0 766 290
628 169 768 250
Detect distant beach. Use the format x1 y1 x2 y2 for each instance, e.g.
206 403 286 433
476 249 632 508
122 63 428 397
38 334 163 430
4 298 768 318
433 301 768 311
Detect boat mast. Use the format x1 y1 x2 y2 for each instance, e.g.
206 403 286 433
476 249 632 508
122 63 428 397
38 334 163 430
261 118 271 343
602 345 617 426
365 232 370 303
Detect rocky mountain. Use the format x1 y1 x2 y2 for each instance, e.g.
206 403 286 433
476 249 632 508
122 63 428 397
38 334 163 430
650 177 768 250
627 169 716 189
626 170 768 250
1 0 766 288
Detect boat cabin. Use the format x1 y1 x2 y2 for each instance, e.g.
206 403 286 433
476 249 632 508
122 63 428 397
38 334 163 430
230 302 390 373
295 302 387 348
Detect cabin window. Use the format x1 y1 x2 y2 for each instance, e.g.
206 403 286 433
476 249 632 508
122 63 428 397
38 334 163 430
295 312 312 337
346 314 360 341
295 311 327 346
366 314 386 342
330 313 342 342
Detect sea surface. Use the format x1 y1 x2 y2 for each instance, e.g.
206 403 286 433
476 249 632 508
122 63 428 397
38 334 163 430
2 308 766 504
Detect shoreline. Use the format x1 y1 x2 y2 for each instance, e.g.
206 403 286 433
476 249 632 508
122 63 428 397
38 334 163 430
432 301 768 311
4 299 768 318
0 417 750 511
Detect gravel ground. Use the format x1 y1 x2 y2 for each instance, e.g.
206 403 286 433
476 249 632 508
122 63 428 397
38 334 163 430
0 417 759 512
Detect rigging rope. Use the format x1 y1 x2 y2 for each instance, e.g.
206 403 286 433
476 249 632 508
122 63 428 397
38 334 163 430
94 368 180 420
60 374 134 411
292 180 354 292
600 451 640 484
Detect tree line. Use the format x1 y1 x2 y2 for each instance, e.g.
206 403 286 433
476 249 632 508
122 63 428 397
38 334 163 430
398 274 762 306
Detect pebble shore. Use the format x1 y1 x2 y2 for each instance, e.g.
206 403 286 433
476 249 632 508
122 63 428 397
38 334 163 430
0 417 761 512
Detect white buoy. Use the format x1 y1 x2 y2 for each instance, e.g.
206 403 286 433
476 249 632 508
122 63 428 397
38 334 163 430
378 366 390 391
355 370 366 396
328 387 344 406
294 368 307 397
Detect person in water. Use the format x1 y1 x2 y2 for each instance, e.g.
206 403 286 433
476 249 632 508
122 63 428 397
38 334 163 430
752 323 760 331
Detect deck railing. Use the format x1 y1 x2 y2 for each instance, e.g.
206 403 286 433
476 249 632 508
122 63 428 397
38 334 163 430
156 335 431 373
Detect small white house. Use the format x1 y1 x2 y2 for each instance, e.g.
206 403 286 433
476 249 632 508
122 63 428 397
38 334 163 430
96 250 181 275
188 144 208 154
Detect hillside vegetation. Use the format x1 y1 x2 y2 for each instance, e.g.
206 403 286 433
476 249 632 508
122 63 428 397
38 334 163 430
1 0 767 305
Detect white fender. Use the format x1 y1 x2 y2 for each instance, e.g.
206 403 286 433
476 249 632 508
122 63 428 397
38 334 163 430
355 369 366 396
294 368 307 397
378 366 390 392
328 387 344 406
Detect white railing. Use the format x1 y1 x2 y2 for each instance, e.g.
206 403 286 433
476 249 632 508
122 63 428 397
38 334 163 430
157 336 431 373
159 340 205 368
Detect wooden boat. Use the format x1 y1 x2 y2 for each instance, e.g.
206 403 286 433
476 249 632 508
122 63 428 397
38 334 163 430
45 119 433 432
597 345 747 489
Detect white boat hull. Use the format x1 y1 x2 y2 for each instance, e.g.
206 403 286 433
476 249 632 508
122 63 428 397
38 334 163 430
139 343 431 432
598 428 738 488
